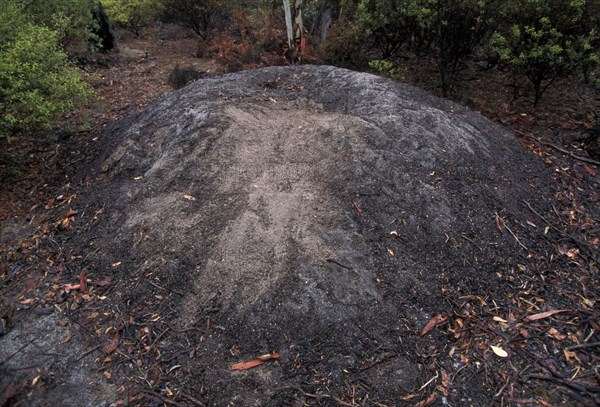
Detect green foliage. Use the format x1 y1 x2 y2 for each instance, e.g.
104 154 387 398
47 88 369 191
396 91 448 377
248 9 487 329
368 59 403 80
23 0 101 51
355 0 488 95
103 0 163 36
355 0 426 58
0 1 92 139
317 17 369 69
490 0 597 106
162 0 233 40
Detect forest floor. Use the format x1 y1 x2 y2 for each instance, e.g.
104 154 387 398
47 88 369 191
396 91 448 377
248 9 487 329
1 25 599 406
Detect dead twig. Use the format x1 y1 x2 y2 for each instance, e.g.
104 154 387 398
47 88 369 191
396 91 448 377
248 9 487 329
543 142 600 166
277 385 355 407
565 342 600 351
460 234 483 251
523 374 600 395
74 344 102 362
504 223 528 251
494 376 510 398
0 339 35 368
141 390 185 406
524 200 600 264
326 258 353 270
419 371 439 391
181 393 206 406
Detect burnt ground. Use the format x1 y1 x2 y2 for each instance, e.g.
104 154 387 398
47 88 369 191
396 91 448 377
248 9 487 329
1 27 599 407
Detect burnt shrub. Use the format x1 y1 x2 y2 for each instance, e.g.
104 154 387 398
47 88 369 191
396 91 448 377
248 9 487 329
168 65 205 89
209 12 287 73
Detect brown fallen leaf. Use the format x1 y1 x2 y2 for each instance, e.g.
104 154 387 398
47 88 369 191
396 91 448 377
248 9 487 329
95 277 111 287
415 392 437 407
1 381 21 402
257 352 280 361
64 209 78 218
495 213 505 233
420 314 448 337
60 330 74 344
524 309 566 322
583 164 597 177
79 272 86 293
231 359 263 370
105 331 121 354
231 353 280 370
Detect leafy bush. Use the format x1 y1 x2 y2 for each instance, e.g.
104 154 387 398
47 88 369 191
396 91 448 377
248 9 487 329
0 1 92 139
23 0 101 51
355 0 423 59
317 18 369 69
102 0 163 36
162 0 232 40
368 59 403 80
490 0 597 106
354 0 489 95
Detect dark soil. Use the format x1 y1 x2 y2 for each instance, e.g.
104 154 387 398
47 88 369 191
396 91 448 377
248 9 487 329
1 26 599 407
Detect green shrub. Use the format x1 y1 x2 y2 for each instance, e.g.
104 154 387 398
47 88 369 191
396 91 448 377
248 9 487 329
23 0 101 51
355 0 489 96
0 1 92 139
490 0 597 106
102 0 163 36
368 59 403 80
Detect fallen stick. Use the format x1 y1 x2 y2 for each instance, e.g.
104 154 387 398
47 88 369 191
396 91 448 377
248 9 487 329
543 142 600 166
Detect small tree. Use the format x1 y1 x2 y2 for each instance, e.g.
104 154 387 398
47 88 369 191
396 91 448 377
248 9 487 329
102 0 163 36
162 0 231 40
355 0 423 59
355 0 489 96
0 1 92 139
490 0 591 106
22 0 101 51
576 0 600 83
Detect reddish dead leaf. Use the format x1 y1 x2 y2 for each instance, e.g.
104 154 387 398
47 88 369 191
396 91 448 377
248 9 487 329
64 209 78 218
546 327 567 340
524 309 566 322
79 272 87 293
25 277 39 290
105 331 121 354
230 359 263 370
415 392 437 407
2 382 21 401
420 314 448 337
257 353 280 361
60 330 74 344
590 320 600 330
231 353 280 370
400 393 418 401
63 283 81 291
495 213 505 233
95 277 111 287
566 248 579 259
352 202 362 217
583 164 597 177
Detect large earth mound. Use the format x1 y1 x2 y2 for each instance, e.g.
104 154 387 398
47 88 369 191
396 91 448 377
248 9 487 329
38 66 560 404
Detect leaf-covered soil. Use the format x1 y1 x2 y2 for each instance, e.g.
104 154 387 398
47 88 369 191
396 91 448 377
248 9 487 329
1 26 599 407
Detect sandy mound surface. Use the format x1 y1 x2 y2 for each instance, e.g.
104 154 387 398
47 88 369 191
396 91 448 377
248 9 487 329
3 66 559 405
